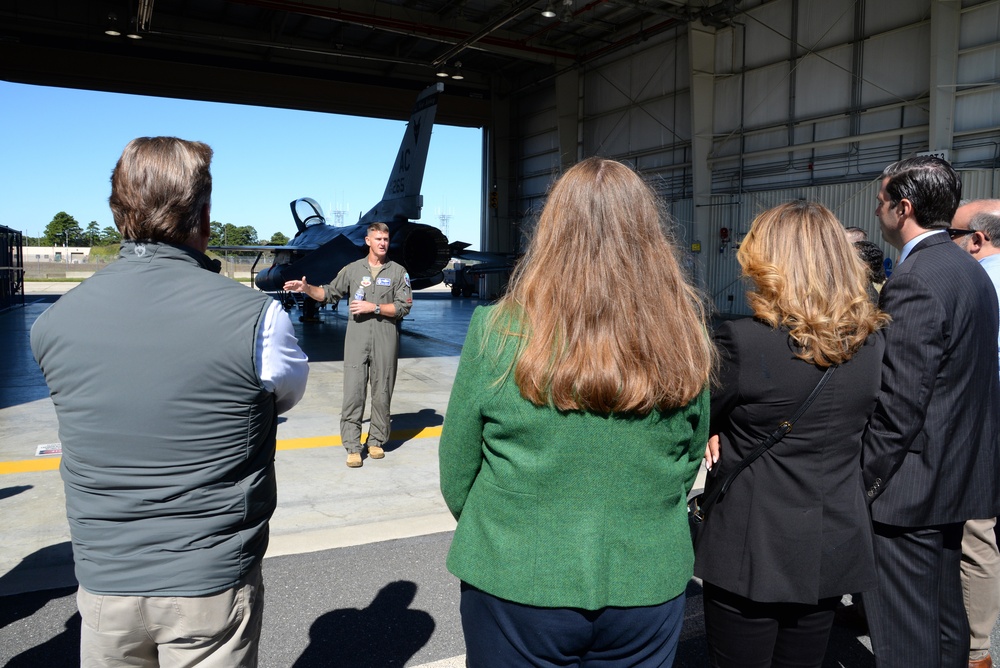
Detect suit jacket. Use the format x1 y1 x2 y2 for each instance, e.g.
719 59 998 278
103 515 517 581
862 232 1000 526
693 318 882 604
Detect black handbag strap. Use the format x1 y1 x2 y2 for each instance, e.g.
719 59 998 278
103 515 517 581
696 364 837 517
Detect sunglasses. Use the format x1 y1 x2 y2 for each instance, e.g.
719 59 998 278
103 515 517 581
946 228 978 239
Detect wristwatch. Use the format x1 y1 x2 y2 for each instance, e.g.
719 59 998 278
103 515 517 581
374 304 381 315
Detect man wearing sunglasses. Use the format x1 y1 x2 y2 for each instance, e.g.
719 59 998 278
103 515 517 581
951 200 1000 668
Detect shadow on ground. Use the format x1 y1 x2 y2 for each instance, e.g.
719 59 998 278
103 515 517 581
293 580 434 667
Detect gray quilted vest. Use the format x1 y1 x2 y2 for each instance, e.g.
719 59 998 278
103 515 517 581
31 241 276 595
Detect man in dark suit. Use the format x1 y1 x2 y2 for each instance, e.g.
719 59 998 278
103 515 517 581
862 156 1000 668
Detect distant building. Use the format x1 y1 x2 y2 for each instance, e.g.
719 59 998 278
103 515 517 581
24 246 90 264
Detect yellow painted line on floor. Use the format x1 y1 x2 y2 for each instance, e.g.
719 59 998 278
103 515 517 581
276 435 346 451
0 426 444 476
276 425 442 451
0 458 61 474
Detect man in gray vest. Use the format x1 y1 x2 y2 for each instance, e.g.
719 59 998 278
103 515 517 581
284 223 412 467
31 136 309 667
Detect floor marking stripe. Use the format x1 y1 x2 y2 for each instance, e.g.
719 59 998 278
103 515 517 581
0 459 60 474
276 426 442 451
0 426 444 475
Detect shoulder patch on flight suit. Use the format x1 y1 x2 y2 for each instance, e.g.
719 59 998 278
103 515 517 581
404 273 411 287
376 277 391 286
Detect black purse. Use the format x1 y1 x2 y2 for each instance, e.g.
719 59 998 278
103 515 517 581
688 365 837 539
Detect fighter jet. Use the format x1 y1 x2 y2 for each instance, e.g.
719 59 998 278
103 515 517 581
212 82 453 295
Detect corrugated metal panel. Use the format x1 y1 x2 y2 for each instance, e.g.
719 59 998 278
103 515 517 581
743 0 793 68
962 169 1000 199
659 197 705 297
956 0 1000 139
582 31 689 160
866 0 929 35
702 169 1000 316
862 24 931 107
665 199 696 253
795 46 854 119
704 194 753 316
504 0 996 314
515 86 561 203
800 0 856 49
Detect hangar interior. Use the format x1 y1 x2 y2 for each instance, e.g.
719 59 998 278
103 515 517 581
2 0 998 315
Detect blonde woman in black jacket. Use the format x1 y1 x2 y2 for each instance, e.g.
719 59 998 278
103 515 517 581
695 200 889 668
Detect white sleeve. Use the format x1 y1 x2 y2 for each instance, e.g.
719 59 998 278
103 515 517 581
256 300 309 414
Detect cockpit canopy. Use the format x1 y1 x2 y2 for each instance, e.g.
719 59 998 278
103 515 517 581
290 197 326 233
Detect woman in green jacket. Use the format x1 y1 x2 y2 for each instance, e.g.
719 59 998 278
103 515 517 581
439 157 715 667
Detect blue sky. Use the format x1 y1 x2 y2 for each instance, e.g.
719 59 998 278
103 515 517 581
0 81 483 249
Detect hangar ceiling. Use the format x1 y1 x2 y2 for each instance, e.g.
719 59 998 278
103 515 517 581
0 0 742 125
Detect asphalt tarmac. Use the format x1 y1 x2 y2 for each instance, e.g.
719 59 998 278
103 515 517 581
0 281 917 666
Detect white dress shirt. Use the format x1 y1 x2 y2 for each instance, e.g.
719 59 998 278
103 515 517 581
256 300 309 414
897 228 946 265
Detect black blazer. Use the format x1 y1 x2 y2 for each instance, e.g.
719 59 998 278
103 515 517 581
862 232 1000 526
694 318 883 604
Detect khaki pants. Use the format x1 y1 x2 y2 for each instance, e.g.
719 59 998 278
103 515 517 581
961 517 1000 660
77 563 263 668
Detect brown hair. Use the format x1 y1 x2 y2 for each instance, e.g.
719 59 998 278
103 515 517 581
490 157 715 414
109 137 213 244
367 222 390 235
738 200 889 366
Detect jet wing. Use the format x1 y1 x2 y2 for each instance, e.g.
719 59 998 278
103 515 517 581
209 244 320 252
449 241 517 267
254 234 366 291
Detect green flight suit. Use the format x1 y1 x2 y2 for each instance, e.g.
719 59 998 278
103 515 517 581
322 258 412 454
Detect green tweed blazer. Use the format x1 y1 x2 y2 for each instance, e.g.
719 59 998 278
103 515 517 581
439 306 709 610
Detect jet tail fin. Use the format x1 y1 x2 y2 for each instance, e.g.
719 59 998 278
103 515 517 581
359 82 443 225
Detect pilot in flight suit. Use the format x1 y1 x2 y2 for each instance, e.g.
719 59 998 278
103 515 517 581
322 256 411 465
284 223 412 467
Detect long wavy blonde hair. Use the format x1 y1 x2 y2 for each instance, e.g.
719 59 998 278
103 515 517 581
489 157 715 414
738 200 889 366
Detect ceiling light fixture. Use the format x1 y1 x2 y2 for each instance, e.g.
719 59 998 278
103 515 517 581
104 12 121 36
436 65 450 78
451 61 464 80
559 0 574 22
126 15 142 39
541 1 557 18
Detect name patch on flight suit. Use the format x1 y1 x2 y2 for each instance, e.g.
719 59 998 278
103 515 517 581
376 277 391 286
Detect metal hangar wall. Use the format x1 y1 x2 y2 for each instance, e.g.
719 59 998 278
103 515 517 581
492 0 1000 315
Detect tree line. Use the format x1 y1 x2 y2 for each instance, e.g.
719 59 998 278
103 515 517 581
25 212 290 247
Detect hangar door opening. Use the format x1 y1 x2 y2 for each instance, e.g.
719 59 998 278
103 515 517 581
0 81 484 283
